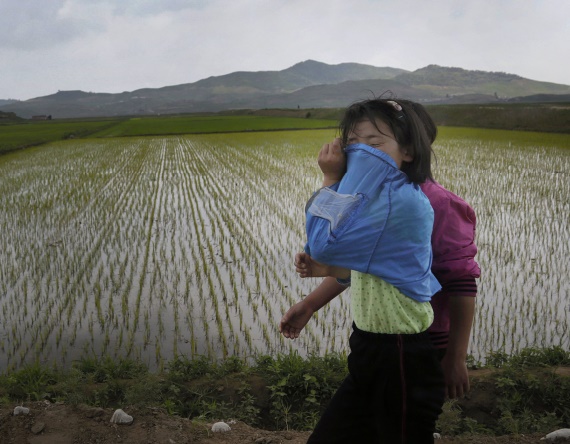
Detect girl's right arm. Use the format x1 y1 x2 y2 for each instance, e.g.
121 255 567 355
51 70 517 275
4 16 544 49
318 138 346 187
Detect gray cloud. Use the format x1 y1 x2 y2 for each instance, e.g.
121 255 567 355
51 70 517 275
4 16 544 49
109 0 209 16
1 0 569 100
0 1 98 50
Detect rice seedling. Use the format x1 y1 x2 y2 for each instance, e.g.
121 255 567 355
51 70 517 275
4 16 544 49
0 128 567 371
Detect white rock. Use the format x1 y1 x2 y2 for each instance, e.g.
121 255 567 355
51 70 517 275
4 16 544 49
110 409 133 425
433 432 441 439
211 421 231 432
13 406 30 416
542 428 570 442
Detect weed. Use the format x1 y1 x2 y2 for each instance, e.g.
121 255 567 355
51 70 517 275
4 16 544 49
486 350 510 368
167 355 214 380
436 400 493 437
0 351 568 435
436 400 463 436
235 382 261 425
4 363 57 401
262 353 347 430
73 356 147 383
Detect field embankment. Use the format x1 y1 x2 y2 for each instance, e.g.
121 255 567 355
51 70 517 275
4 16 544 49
1 349 570 443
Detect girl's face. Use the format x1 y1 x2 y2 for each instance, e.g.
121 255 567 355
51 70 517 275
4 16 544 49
346 118 412 168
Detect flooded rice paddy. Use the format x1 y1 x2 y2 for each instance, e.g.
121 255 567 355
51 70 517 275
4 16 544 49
0 129 568 371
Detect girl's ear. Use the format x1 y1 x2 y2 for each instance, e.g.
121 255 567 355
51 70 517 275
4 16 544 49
402 149 413 163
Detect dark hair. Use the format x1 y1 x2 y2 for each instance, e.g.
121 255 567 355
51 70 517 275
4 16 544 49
339 98 436 183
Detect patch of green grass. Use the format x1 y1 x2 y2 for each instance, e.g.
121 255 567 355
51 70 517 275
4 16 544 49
0 363 57 401
89 114 337 138
486 347 570 369
494 367 570 434
2 104 567 156
0 349 568 435
0 118 124 154
73 355 148 383
0 114 337 154
436 399 494 436
427 103 570 134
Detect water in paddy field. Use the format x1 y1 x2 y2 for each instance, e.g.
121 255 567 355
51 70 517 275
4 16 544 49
0 130 568 371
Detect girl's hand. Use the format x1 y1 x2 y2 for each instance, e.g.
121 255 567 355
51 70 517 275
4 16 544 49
295 253 350 279
318 138 346 187
279 300 314 339
295 252 330 278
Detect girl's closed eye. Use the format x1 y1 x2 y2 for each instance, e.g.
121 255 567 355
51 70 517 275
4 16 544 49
368 138 384 148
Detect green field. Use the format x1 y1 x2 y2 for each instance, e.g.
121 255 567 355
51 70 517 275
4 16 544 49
3 102 569 155
0 115 569 440
0 119 123 153
89 114 337 137
426 103 570 134
0 126 568 373
0 114 337 154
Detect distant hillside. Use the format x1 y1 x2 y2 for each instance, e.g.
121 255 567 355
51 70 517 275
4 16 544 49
240 78 440 109
0 99 18 107
1 60 569 119
0 110 24 123
396 65 570 99
186 60 407 95
507 93 570 103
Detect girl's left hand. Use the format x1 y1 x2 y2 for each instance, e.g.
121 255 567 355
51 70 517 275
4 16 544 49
318 138 346 186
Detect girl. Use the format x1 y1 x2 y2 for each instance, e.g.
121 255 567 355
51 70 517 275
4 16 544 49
281 98 446 443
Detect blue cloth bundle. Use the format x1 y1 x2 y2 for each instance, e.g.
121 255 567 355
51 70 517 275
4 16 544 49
305 143 441 302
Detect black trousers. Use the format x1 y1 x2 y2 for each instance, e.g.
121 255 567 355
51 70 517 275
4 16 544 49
308 324 445 444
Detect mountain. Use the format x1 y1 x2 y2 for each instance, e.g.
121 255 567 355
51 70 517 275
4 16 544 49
0 110 24 123
1 61 569 119
394 65 570 99
0 99 18 107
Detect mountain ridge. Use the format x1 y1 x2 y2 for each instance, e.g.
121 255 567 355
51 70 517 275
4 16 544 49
1 60 569 119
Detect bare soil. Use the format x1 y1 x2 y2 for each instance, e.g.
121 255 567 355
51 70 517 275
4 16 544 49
0 401 549 444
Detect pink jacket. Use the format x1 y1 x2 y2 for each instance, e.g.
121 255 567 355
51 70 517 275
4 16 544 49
420 180 481 347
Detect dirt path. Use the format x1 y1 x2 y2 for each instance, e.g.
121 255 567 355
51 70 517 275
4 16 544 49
0 401 551 444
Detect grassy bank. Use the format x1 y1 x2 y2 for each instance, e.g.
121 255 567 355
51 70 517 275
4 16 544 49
0 114 337 154
425 103 570 134
1 347 569 438
247 103 570 135
0 117 125 154
1 102 568 155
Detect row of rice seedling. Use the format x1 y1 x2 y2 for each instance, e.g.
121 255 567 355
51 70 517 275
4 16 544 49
1 141 130 365
163 132 351 362
0 128 567 371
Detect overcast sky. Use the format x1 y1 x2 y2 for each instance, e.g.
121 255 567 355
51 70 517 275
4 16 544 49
1 0 569 100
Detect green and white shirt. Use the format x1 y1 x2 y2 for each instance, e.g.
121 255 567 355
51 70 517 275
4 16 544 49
351 271 434 334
